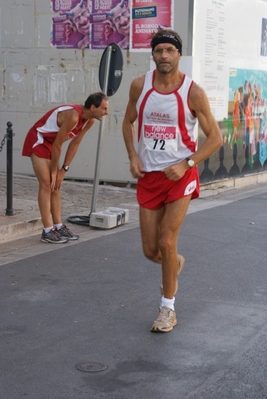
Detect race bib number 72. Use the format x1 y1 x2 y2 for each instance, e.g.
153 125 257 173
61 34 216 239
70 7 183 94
143 124 177 152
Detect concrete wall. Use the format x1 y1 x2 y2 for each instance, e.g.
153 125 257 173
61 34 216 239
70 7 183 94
0 1 193 184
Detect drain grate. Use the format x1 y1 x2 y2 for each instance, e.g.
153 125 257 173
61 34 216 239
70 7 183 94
76 362 107 372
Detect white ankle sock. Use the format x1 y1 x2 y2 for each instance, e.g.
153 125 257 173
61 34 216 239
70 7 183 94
44 226 53 233
54 223 62 230
160 296 175 311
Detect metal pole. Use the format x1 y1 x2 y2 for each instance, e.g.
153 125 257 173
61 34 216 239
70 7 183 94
90 45 112 215
6 121 13 216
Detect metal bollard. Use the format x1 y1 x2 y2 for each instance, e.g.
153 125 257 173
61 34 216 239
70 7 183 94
6 122 13 216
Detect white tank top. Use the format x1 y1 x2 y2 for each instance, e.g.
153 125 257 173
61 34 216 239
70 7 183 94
136 70 198 171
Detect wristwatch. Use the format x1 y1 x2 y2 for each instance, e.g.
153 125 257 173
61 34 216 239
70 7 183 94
62 165 69 172
186 158 195 168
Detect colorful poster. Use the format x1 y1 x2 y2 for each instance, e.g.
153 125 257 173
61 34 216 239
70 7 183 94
131 0 173 51
90 0 130 49
51 0 90 49
225 68 267 167
51 0 173 50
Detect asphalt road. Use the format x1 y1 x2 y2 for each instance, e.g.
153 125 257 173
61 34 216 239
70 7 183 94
1 184 267 399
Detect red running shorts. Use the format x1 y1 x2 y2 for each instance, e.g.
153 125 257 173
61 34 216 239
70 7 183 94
22 127 57 159
137 167 200 210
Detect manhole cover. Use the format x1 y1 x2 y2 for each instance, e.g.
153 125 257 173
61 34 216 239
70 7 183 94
76 362 107 372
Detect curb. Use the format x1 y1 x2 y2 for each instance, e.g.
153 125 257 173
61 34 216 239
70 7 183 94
201 170 267 190
0 218 43 243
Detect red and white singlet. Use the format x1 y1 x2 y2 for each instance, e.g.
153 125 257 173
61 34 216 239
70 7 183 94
136 70 198 171
22 104 89 158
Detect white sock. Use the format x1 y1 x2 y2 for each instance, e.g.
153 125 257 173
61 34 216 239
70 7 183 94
160 296 175 311
54 223 62 230
44 226 53 233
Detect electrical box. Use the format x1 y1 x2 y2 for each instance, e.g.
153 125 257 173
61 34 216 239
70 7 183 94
89 207 129 229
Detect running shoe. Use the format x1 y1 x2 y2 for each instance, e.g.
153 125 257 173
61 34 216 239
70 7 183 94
151 306 177 333
56 224 79 240
41 228 68 244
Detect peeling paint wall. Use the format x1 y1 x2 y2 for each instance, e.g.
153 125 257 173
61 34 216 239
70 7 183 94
0 1 191 183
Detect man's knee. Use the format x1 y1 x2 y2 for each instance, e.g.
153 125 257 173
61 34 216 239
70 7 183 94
158 235 177 255
143 247 161 264
39 180 52 193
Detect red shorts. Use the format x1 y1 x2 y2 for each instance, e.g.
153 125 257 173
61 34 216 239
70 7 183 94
22 127 56 159
137 167 200 210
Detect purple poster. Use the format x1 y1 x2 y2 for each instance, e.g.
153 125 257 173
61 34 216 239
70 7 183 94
90 0 130 49
51 0 90 49
51 0 130 49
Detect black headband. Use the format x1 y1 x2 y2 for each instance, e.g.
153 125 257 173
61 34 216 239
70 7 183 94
151 34 182 55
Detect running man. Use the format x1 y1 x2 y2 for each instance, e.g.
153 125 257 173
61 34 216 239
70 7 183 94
122 29 222 332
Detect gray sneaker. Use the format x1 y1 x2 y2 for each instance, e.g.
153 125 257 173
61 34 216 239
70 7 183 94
151 306 177 333
56 224 79 240
41 228 68 244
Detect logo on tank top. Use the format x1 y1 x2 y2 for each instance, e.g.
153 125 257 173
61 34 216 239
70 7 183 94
150 112 170 119
144 124 177 152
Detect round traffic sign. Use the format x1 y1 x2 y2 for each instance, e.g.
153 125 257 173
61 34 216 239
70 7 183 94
99 43 123 97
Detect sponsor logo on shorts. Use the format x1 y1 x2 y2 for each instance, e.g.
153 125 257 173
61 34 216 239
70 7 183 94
184 180 196 195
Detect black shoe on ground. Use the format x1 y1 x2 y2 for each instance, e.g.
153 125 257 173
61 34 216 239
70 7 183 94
56 224 79 240
41 228 69 244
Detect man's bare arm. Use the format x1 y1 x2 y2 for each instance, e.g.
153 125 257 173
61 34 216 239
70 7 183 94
163 83 222 181
50 109 80 174
122 76 145 178
188 83 223 165
53 118 95 191
62 119 95 166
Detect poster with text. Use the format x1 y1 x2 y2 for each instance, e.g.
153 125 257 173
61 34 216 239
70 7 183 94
131 0 173 51
90 0 130 49
193 0 267 121
51 0 90 49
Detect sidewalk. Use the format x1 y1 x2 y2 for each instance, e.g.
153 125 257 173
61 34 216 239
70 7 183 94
0 173 139 243
1 171 267 243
